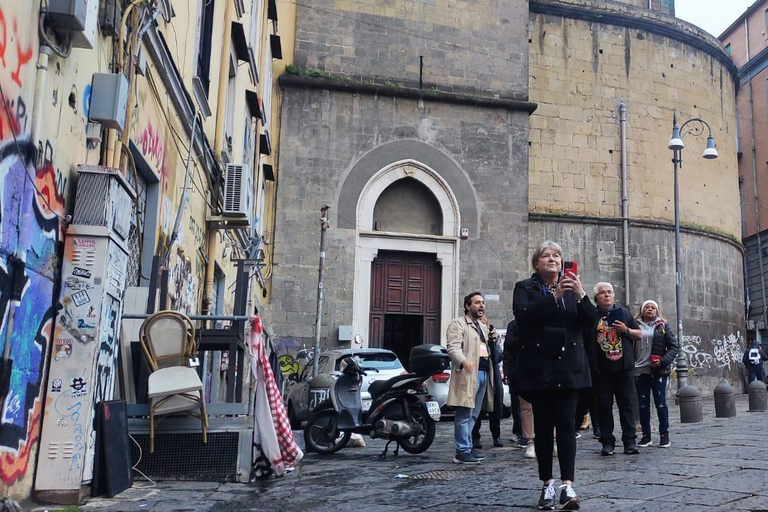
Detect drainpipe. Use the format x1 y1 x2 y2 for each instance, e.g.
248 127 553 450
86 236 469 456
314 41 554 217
203 0 235 314
748 79 767 337
619 103 630 305
745 17 750 62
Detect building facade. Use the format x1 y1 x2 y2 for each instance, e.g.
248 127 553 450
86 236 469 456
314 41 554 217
720 0 768 345
267 0 744 394
0 0 282 501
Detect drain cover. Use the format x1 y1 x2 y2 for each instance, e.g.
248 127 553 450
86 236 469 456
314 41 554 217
409 469 467 481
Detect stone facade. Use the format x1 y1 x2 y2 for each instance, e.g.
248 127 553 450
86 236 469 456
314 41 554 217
528 0 745 390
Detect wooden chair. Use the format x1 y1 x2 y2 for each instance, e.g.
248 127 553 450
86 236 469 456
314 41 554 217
139 310 208 453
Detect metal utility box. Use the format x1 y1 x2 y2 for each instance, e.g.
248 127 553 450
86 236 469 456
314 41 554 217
48 0 89 30
35 169 135 502
88 73 129 130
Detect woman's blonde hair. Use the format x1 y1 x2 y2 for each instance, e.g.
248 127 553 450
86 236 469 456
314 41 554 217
530 240 563 271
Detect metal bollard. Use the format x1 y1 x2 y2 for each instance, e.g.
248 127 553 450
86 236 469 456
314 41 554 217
713 382 737 418
748 380 768 412
678 385 703 423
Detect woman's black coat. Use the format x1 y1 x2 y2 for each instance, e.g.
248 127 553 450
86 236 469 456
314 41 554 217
511 274 596 393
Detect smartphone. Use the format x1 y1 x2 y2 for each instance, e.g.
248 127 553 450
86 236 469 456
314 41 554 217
605 308 624 328
563 261 578 276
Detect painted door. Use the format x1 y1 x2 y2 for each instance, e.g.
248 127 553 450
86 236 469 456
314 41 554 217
369 251 441 356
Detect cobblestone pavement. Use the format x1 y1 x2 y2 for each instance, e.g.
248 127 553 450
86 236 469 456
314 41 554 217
30 394 768 512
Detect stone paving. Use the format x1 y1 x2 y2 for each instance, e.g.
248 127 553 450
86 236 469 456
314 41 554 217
29 394 768 512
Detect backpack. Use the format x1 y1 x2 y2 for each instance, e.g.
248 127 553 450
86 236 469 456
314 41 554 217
748 347 761 365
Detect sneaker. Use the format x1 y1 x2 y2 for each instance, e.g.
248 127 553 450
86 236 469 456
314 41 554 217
574 431 582 439
580 414 590 430
493 437 504 448
473 438 483 449
659 433 671 448
471 449 486 461
538 481 557 510
453 452 480 464
638 435 652 447
510 432 520 443
559 484 580 510
600 443 614 456
525 443 536 459
624 443 639 455
516 437 529 449
592 427 601 439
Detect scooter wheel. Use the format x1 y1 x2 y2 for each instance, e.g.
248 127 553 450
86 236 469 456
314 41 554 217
304 409 351 454
398 405 436 454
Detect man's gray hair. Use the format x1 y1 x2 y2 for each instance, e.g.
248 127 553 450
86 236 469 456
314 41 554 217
593 281 614 297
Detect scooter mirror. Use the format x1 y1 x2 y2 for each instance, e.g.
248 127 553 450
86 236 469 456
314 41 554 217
353 334 364 346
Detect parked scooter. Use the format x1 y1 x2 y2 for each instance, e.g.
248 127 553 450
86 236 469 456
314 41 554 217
303 343 449 456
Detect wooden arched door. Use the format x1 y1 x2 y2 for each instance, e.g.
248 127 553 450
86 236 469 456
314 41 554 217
369 251 441 369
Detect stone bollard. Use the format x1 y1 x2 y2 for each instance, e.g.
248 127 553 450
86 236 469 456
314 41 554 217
713 382 737 418
748 380 768 412
678 385 703 423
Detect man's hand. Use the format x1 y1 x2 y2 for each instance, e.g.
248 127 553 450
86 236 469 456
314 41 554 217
612 320 630 334
461 359 475 373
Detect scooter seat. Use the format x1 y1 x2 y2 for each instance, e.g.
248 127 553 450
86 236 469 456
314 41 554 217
368 374 419 399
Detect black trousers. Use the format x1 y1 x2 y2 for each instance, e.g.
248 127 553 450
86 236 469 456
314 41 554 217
574 386 599 431
471 407 501 440
526 389 579 482
597 370 637 447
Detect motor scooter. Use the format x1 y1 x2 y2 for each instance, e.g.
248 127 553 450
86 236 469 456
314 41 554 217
304 344 448 456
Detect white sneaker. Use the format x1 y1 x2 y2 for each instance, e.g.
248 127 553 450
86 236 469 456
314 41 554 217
558 483 580 510
525 443 536 459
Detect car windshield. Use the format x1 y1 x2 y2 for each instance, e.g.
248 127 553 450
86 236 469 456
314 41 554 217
335 352 403 371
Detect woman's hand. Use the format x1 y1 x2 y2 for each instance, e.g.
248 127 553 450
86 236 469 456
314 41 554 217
556 272 585 300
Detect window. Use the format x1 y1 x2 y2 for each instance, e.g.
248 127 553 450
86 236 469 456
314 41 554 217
725 42 732 56
260 43 273 128
195 0 215 95
224 49 237 156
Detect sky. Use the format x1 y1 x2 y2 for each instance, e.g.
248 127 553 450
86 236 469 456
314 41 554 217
675 0 757 37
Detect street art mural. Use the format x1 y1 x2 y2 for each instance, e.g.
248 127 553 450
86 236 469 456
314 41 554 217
0 4 66 495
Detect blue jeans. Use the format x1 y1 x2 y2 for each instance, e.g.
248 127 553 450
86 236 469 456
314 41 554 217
636 373 669 436
748 366 765 383
454 370 487 455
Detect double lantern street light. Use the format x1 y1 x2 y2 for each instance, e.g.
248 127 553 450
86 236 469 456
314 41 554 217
667 112 718 392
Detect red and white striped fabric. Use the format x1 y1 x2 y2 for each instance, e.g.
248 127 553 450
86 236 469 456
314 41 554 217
249 315 303 478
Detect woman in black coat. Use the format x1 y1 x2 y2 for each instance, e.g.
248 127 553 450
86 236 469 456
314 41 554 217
512 241 595 511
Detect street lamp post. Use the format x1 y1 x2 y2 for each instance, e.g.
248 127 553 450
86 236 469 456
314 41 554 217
668 111 719 393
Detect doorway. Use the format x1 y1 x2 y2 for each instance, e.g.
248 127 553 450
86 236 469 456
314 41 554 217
369 251 441 365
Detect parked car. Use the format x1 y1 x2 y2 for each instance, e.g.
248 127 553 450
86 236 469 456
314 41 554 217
425 360 512 420
284 348 405 428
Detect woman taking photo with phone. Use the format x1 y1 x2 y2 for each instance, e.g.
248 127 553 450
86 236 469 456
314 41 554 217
512 241 595 511
634 300 677 449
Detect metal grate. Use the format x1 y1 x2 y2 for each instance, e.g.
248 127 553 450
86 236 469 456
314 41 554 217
130 432 240 481
73 171 111 226
409 469 468 481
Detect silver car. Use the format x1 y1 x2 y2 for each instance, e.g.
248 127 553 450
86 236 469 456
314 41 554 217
425 360 512 419
284 348 405 428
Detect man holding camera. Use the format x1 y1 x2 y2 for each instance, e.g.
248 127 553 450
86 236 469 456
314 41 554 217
587 282 641 456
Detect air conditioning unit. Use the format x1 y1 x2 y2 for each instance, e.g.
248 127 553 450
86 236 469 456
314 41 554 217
223 163 253 218
747 320 756 331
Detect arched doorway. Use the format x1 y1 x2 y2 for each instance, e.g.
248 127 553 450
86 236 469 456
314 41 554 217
352 160 460 351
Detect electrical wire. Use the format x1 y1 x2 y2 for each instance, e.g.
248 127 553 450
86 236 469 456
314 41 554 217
38 11 72 58
0 82 67 223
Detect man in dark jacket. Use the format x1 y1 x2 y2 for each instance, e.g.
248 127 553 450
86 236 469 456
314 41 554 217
743 339 768 383
502 320 523 442
587 282 641 456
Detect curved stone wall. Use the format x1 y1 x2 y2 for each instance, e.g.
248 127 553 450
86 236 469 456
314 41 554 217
528 0 745 392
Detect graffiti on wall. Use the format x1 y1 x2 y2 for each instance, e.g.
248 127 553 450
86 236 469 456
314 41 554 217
169 247 196 315
680 332 745 371
0 6 66 487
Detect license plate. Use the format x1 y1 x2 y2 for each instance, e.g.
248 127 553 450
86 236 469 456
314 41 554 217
426 400 441 420
362 399 372 412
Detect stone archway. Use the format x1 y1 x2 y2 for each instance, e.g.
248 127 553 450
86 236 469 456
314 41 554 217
352 160 460 347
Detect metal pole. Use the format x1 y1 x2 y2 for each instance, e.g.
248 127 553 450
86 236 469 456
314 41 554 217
619 104 630 305
673 145 689 391
313 205 330 377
